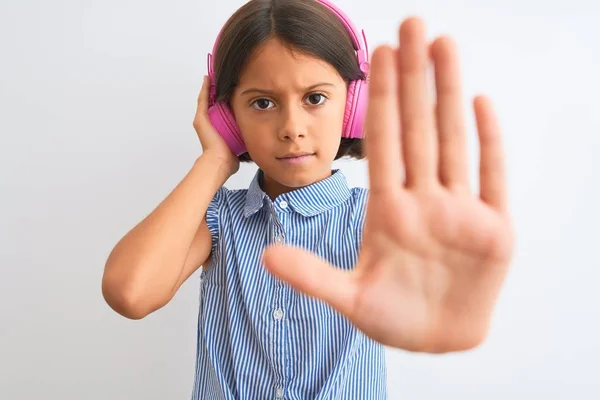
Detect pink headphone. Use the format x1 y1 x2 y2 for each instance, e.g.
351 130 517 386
206 0 370 156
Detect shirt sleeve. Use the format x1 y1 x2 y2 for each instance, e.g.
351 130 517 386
205 186 227 255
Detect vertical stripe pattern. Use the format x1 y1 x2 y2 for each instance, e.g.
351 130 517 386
191 169 386 400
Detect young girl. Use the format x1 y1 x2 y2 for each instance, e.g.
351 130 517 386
102 0 514 399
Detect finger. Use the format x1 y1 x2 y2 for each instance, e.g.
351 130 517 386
262 245 358 318
363 45 403 192
194 75 213 135
474 95 507 211
399 17 438 188
431 36 469 191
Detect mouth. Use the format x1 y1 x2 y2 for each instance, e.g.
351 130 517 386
277 152 315 159
276 152 316 164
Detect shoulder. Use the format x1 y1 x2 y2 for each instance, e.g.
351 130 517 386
349 186 369 205
209 186 247 207
206 186 249 227
206 186 249 247
341 187 368 245
344 186 369 225
345 186 369 214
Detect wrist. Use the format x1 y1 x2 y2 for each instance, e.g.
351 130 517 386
196 151 237 182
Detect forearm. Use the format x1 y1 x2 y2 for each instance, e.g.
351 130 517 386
102 152 230 318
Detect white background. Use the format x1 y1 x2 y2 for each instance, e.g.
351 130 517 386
1 0 599 398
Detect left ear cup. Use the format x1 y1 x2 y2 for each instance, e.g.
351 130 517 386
342 79 368 139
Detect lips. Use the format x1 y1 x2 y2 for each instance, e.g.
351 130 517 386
277 152 315 159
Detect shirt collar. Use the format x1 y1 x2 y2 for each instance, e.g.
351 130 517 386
243 168 352 218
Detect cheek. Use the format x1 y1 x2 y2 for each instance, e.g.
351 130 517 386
328 94 347 127
323 132 342 157
231 106 266 143
235 114 277 162
316 123 343 157
324 99 346 135
240 116 274 144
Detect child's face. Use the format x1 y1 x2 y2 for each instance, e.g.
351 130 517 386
230 37 348 197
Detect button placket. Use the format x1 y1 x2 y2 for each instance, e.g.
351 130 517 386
271 204 288 393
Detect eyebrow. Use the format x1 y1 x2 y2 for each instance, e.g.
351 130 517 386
240 82 336 96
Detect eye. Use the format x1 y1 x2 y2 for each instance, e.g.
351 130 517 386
251 98 275 111
305 92 328 106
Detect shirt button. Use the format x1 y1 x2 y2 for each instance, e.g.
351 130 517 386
275 387 284 398
273 308 284 320
275 235 284 244
279 200 288 209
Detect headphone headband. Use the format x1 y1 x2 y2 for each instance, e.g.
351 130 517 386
316 0 370 74
207 0 370 93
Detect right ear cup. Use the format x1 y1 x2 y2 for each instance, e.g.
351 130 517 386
207 103 247 156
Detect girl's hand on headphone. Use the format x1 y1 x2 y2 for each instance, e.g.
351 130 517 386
193 75 240 177
262 17 514 353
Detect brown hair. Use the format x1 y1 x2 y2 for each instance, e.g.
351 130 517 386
212 0 366 163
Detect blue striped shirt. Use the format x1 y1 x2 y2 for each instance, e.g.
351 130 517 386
191 168 386 399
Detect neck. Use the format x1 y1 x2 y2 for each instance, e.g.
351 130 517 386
260 169 334 201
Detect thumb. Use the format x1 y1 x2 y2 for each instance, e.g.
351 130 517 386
262 244 358 317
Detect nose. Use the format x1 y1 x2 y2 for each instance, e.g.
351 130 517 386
278 104 307 141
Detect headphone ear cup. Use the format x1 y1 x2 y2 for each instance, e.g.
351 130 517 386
342 81 356 138
342 79 368 139
207 103 247 156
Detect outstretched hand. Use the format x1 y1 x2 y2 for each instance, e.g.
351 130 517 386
262 17 514 352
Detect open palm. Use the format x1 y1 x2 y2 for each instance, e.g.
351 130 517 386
262 17 514 352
